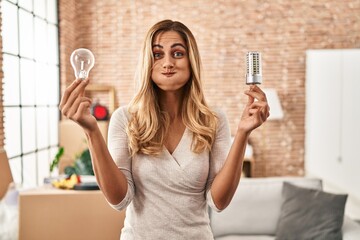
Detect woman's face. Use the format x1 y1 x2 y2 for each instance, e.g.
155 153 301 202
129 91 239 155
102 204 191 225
151 31 191 92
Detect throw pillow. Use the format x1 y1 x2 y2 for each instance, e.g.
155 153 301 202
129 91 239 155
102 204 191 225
276 182 347 240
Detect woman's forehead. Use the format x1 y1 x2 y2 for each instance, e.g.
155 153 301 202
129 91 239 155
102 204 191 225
152 31 186 46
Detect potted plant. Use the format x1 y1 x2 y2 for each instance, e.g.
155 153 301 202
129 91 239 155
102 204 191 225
49 147 64 174
64 148 94 176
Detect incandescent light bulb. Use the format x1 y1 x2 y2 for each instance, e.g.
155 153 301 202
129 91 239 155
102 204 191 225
70 48 95 80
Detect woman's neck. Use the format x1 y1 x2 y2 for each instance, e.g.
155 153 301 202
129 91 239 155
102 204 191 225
158 90 184 120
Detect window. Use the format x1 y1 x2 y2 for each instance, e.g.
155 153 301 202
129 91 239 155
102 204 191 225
1 0 60 187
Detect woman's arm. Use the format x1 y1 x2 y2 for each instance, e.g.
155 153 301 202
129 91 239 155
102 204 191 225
210 85 269 211
209 129 249 211
86 127 129 205
59 79 130 205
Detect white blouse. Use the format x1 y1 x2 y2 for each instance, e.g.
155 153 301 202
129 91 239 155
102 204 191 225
107 106 231 240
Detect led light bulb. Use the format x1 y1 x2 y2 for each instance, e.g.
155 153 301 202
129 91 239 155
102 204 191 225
70 48 95 80
246 51 262 85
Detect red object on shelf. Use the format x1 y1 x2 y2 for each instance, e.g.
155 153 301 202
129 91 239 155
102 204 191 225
91 103 109 120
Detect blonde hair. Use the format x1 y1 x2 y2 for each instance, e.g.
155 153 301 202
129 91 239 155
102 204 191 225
127 20 218 156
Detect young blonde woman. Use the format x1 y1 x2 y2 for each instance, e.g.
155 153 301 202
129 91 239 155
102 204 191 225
59 20 269 239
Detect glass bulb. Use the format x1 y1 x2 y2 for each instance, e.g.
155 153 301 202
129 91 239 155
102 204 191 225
70 48 95 80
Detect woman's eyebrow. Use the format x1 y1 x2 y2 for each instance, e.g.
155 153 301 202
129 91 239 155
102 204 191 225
152 43 187 50
171 43 187 50
152 44 163 49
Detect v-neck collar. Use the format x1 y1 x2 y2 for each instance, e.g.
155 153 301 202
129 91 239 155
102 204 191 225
164 127 188 157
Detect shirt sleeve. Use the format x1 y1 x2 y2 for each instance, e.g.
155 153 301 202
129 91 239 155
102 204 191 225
106 106 135 211
206 109 232 212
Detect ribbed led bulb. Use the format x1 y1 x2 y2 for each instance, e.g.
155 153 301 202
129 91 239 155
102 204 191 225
246 51 262 85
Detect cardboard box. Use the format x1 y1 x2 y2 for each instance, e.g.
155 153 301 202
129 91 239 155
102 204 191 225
19 187 125 240
0 150 13 200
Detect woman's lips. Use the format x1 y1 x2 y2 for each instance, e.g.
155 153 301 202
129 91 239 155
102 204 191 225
162 72 175 77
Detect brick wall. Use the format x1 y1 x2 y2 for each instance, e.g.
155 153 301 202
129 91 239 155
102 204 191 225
58 0 360 177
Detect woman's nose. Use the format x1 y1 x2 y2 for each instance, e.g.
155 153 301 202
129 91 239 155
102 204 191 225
162 55 174 70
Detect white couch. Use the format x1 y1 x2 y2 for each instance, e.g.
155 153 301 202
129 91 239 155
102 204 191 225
209 177 360 240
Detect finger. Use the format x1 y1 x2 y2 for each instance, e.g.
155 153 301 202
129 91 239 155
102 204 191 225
245 92 255 107
69 96 92 115
245 90 267 102
260 108 267 122
249 108 258 115
59 79 82 109
248 108 262 125
245 86 267 102
258 106 269 122
248 106 266 120
65 97 92 118
249 101 268 109
61 79 90 114
73 101 92 122
250 85 266 96
248 103 269 122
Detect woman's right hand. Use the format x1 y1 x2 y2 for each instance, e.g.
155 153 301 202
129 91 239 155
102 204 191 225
59 79 97 133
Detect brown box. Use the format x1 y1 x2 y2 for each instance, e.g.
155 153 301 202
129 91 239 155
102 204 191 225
19 187 125 240
0 150 13 200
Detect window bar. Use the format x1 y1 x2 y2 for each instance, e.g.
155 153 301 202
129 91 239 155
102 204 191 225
7 144 59 161
16 1 25 185
31 0 40 186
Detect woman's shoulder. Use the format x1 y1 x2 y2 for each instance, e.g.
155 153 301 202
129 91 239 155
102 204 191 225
211 107 227 121
210 107 229 132
111 105 131 122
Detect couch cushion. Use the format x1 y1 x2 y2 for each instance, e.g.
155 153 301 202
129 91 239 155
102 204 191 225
343 216 360 240
216 235 275 240
275 182 347 240
210 177 322 237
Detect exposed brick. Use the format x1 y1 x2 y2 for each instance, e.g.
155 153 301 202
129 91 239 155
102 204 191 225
58 0 360 177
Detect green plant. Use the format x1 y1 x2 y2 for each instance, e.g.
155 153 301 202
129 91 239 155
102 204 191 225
50 147 64 172
64 148 94 175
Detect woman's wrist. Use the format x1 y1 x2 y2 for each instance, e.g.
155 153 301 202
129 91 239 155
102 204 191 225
236 125 252 137
84 124 101 139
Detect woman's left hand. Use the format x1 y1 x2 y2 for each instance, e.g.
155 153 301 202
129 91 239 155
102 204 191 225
238 85 270 133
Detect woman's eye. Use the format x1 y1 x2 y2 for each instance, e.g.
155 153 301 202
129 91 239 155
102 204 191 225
153 52 162 59
173 51 184 58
